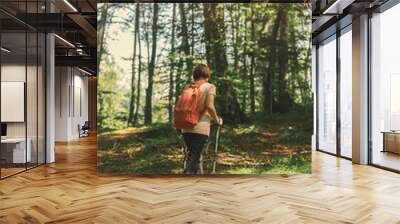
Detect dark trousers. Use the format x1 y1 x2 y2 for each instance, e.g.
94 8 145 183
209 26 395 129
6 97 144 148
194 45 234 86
183 133 208 174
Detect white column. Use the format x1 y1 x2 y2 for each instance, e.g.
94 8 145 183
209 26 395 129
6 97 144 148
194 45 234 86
55 67 74 141
352 14 369 164
46 32 55 163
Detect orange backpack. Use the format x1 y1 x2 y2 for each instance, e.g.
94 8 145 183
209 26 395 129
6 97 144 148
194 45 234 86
174 83 204 129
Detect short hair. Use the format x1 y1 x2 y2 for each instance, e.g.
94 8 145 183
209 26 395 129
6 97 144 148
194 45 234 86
193 64 211 80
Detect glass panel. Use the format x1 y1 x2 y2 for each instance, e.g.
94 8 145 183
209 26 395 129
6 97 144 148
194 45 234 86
26 0 40 170
0 0 46 178
371 4 400 171
27 31 38 169
318 36 337 154
1 31 28 177
38 32 45 165
312 45 317 150
340 28 352 158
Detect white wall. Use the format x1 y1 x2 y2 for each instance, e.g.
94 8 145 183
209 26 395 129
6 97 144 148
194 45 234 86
55 66 70 141
55 67 89 141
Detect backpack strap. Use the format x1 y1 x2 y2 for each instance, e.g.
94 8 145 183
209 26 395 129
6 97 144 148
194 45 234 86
189 81 206 89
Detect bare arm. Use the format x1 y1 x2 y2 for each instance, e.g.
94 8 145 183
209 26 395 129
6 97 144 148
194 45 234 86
205 94 222 125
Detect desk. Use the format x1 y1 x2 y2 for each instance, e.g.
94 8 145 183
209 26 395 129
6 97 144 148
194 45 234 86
382 131 400 154
1 138 31 163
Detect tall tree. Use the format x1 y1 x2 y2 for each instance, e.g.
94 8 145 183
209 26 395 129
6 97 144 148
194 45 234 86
261 8 284 114
241 7 249 113
97 3 109 72
142 6 151 123
127 4 140 126
203 3 245 122
168 4 177 123
174 5 183 103
203 4 227 75
175 61 182 103
276 8 290 112
228 4 240 72
179 3 192 81
134 8 142 124
249 6 256 114
190 3 195 57
144 4 159 125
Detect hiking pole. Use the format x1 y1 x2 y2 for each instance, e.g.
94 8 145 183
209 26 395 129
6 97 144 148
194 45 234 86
179 131 188 171
183 143 187 170
212 125 221 174
199 140 210 175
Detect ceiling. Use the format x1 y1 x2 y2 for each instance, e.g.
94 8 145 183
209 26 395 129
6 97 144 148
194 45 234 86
9 0 389 73
311 0 390 42
0 0 98 75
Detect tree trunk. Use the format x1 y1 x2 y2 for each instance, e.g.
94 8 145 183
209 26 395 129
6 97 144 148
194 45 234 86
134 39 142 124
249 6 256 114
97 3 109 72
190 3 195 57
142 7 151 123
127 4 140 127
276 8 290 112
179 3 192 81
228 4 239 73
175 60 182 103
144 4 159 125
262 9 284 114
241 8 248 113
97 4 109 128
168 4 177 123
134 6 142 125
203 3 245 123
203 4 228 76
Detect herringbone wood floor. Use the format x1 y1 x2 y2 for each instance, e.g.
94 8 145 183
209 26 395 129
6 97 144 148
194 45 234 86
1 136 400 224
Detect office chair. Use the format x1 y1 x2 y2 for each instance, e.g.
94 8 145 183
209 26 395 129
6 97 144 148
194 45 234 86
79 121 90 138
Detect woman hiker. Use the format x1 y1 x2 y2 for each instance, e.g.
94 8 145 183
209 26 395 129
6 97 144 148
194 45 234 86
174 64 223 174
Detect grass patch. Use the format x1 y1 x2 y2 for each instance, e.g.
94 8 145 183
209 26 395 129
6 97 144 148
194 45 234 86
97 113 312 174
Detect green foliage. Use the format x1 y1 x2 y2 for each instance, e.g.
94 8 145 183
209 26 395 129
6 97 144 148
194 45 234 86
97 62 129 133
98 3 312 129
224 155 311 174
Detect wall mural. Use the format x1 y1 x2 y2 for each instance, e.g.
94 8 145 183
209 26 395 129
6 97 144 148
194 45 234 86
97 3 312 175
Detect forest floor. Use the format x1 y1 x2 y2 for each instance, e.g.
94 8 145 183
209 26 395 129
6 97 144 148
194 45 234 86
97 112 312 174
